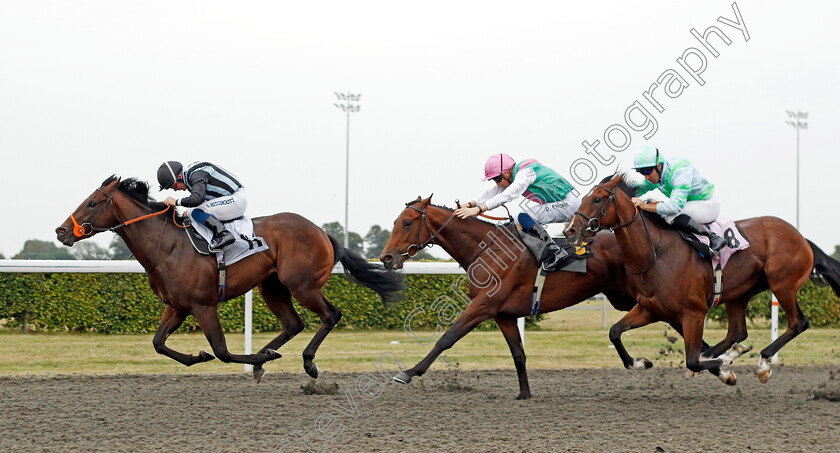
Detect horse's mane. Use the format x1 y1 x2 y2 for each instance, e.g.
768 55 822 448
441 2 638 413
102 175 169 213
405 197 455 211
599 173 640 198
404 197 504 227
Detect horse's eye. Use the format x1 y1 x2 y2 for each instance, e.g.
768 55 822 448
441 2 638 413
593 197 602 203
87 201 97 208
403 220 412 227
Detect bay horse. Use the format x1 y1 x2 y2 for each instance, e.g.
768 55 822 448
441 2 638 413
565 174 840 383
56 176 405 381
380 195 654 399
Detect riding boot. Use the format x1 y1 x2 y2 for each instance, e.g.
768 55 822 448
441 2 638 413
530 223 568 270
542 240 569 271
204 216 235 251
673 214 727 254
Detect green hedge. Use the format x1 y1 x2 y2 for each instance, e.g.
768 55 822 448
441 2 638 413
4 273 834 334
0 273 542 333
706 279 840 327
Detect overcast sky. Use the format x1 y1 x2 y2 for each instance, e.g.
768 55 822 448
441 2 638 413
1 1 838 259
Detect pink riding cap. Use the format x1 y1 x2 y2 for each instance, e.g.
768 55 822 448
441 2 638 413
483 153 516 181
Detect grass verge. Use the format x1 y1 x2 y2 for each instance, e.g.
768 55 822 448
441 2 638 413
1 305 838 375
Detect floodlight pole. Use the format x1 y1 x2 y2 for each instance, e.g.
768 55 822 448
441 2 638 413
334 92 362 247
785 110 808 231
775 110 808 364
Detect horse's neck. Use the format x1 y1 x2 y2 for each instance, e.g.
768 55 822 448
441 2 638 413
113 196 185 273
427 208 517 266
613 202 660 271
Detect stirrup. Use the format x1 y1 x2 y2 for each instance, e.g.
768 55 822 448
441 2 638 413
542 248 568 271
210 233 235 251
709 235 727 252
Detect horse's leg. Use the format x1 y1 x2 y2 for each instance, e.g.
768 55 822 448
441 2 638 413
683 310 725 374
152 304 216 366
756 287 809 383
395 301 492 385
191 304 282 365
702 298 751 364
665 320 735 385
495 316 530 400
609 304 659 369
292 288 341 378
251 275 305 382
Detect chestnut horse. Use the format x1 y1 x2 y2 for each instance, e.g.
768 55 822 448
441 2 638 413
380 195 650 399
565 174 840 383
56 176 405 381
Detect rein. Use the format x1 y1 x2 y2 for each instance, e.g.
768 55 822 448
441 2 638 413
401 205 457 258
627 213 661 275
71 186 189 237
455 199 514 222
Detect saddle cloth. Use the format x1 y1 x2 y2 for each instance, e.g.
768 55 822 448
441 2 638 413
551 237 592 272
185 216 269 265
517 228 592 273
679 217 749 272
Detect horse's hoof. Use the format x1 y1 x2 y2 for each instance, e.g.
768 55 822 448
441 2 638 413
685 370 701 379
757 368 772 383
718 370 737 386
632 358 653 369
253 368 265 383
515 392 532 400
393 372 412 384
305 363 319 379
198 350 216 362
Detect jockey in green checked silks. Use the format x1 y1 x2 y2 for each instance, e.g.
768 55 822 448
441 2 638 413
630 145 727 254
454 153 581 271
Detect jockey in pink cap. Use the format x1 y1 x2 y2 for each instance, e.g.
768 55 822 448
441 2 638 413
454 153 581 270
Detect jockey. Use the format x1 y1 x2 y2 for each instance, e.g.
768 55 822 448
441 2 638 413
630 145 727 253
454 153 581 270
157 161 247 252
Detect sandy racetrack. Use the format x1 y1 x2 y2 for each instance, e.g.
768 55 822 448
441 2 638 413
2 366 839 452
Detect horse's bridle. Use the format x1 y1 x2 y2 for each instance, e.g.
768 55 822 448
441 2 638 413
573 183 660 274
573 184 638 235
400 204 457 258
70 183 175 238
70 186 119 237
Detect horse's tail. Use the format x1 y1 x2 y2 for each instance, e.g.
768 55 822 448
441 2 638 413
327 234 406 304
807 239 840 297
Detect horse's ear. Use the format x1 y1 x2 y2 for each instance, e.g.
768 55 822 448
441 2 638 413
610 174 622 185
421 194 433 206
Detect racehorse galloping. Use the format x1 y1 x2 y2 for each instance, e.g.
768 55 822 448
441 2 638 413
565 174 840 382
56 176 405 381
380 195 649 399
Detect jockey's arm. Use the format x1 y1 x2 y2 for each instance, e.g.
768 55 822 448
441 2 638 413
483 167 536 210
654 168 692 216
177 173 210 207
474 185 502 208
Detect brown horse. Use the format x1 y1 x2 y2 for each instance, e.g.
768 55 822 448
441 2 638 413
565 174 840 383
56 176 405 381
379 195 648 399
